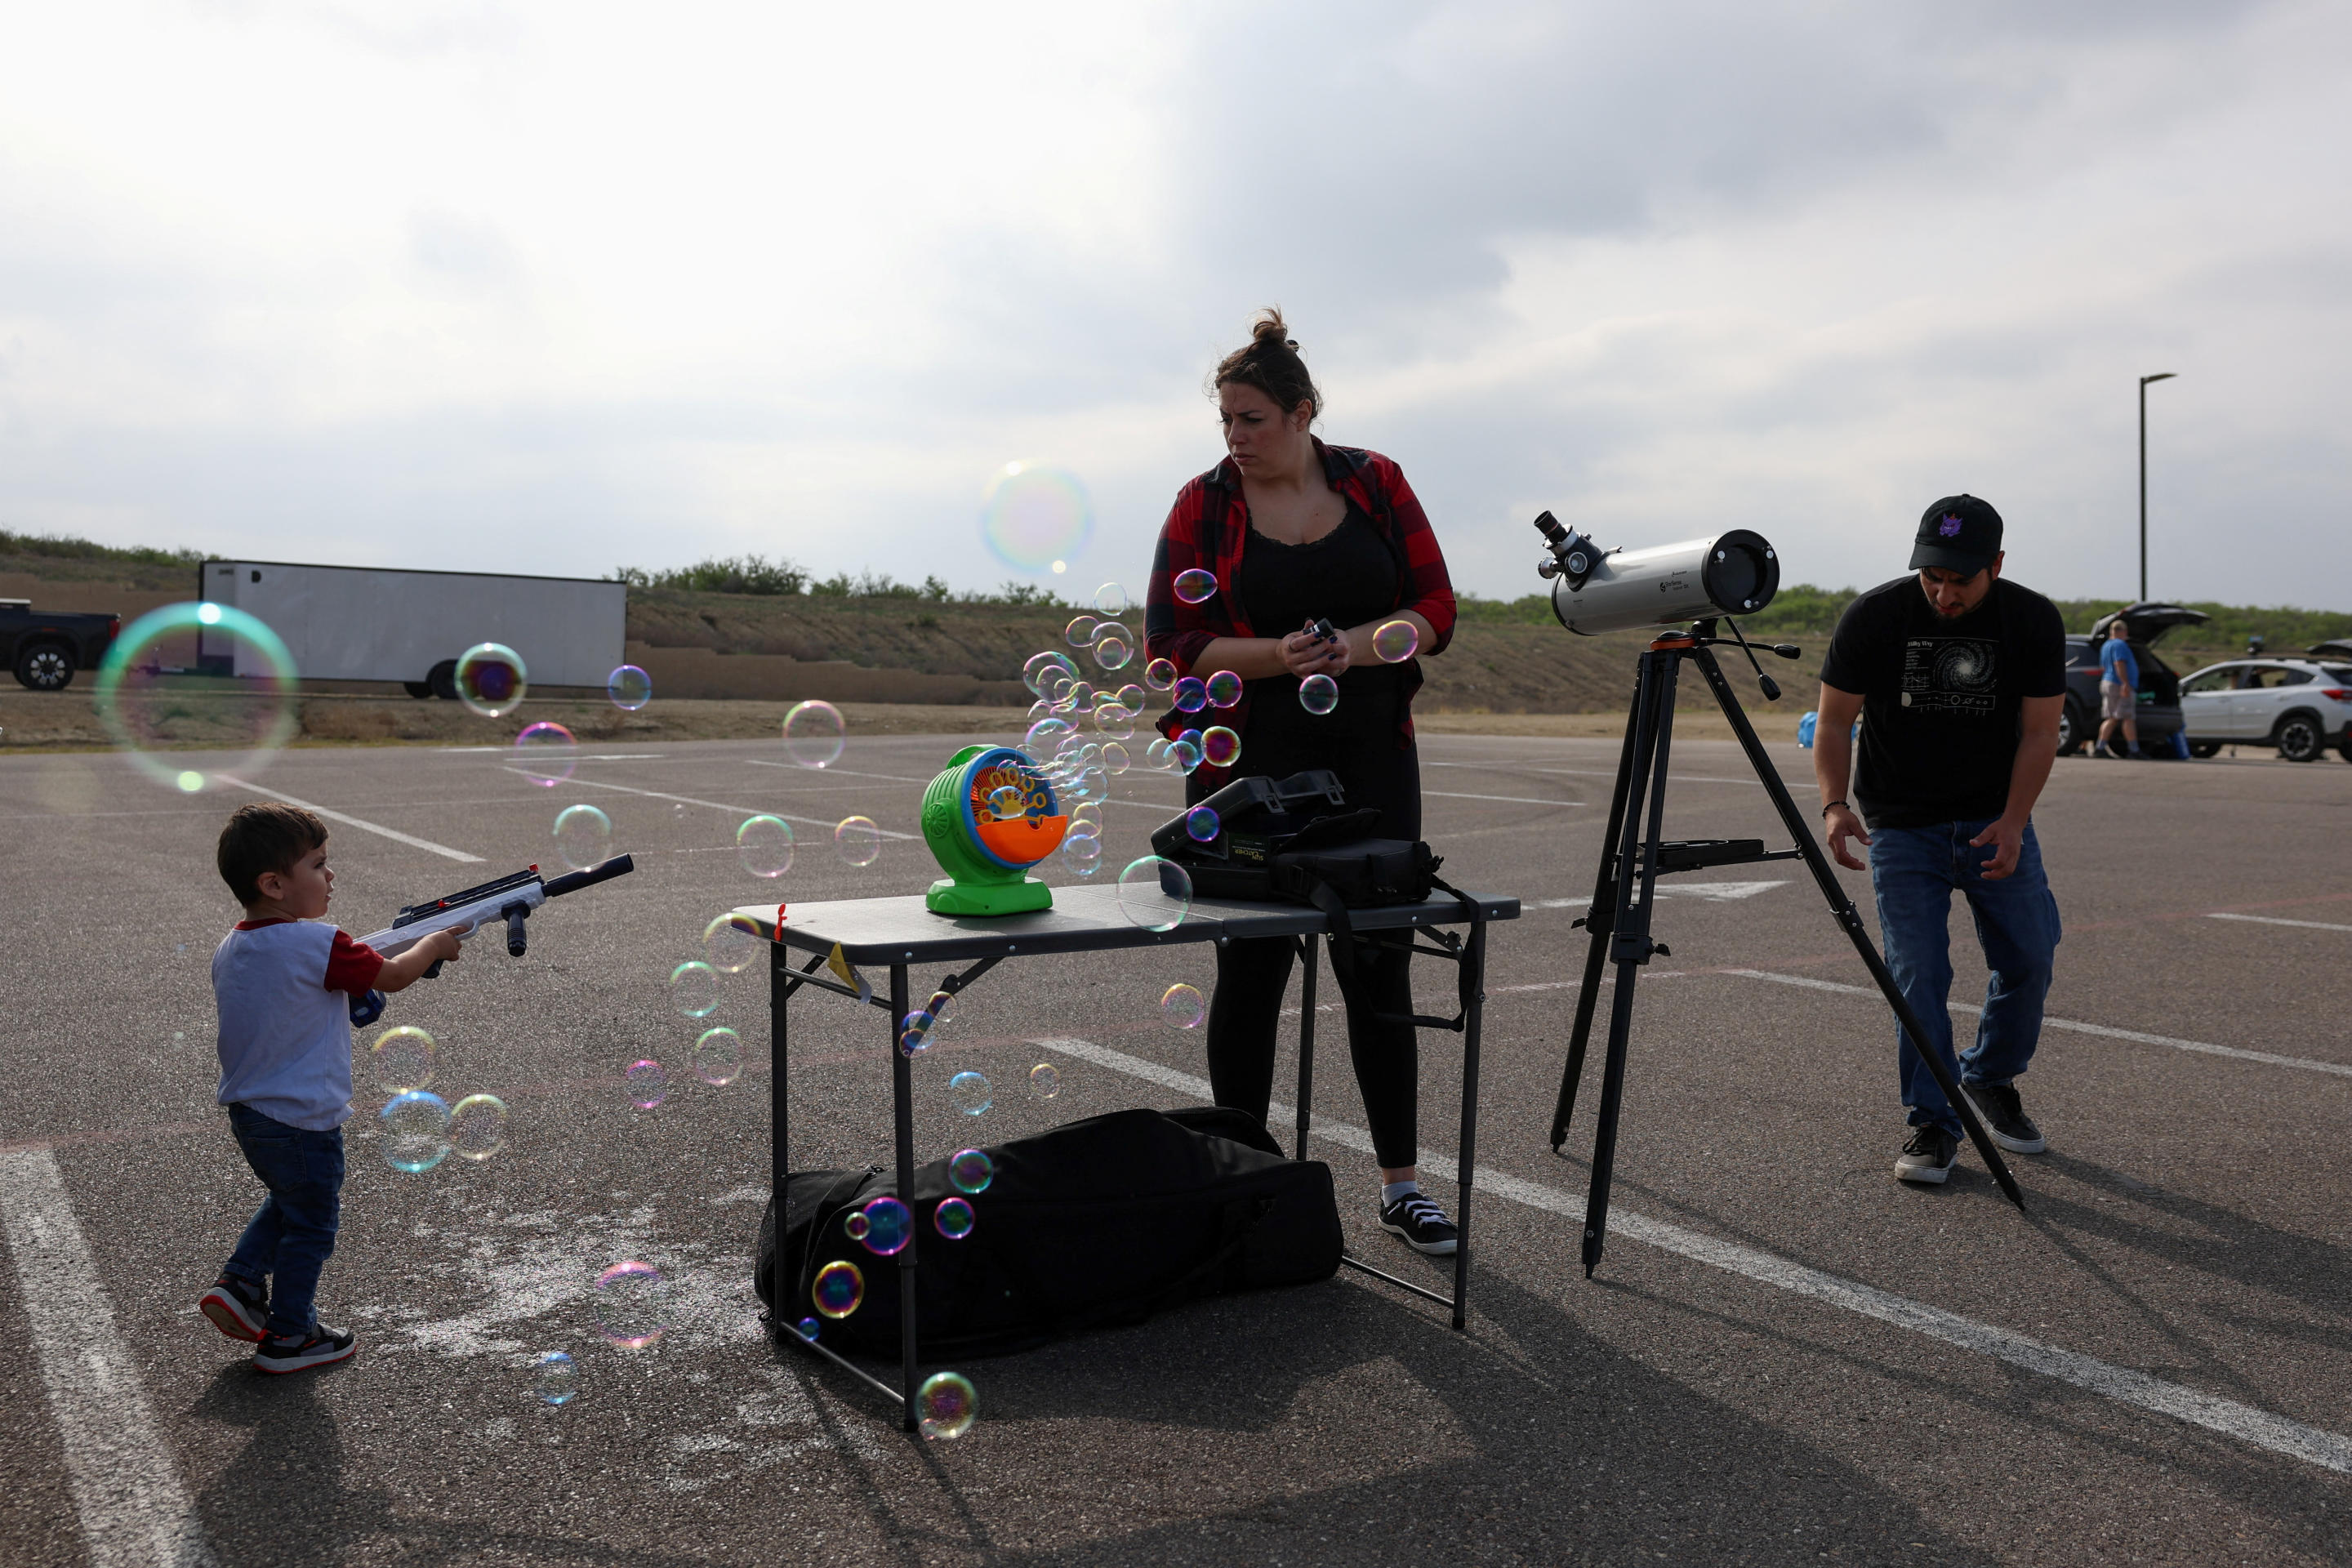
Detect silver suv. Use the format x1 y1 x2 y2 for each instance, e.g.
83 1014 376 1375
2178 643 2352 763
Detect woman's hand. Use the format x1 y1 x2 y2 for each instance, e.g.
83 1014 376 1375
1279 621 1350 679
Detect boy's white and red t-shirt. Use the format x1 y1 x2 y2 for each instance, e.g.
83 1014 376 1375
213 920 385 1130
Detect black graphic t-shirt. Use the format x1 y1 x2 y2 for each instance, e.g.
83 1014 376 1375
1819 576 2066 830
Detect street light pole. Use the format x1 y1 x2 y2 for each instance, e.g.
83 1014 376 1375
2139 372 2176 601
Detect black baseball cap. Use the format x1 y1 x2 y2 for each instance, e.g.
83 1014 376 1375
1909 494 2003 575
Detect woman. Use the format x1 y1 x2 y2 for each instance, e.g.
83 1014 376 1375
1143 309 1459 1254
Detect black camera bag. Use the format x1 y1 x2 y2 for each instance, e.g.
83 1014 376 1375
755 1106 1342 1359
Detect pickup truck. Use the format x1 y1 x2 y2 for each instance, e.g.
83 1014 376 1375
1 600 121 691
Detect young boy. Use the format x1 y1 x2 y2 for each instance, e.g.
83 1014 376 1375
197 802 461 1373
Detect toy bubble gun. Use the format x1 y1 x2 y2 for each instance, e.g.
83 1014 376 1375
348 855 635 1022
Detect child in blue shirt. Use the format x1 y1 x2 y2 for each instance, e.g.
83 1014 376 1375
198 803 459 1374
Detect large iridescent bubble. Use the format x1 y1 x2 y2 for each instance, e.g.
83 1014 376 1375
94 602 300 795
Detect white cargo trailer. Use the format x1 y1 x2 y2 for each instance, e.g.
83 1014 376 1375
198 559 626 697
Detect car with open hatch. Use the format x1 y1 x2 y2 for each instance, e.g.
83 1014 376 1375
2057 603 2205 758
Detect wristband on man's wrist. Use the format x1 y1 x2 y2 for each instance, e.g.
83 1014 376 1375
1821 800 1849 817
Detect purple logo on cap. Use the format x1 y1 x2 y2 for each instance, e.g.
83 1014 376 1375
1938 514 1964 537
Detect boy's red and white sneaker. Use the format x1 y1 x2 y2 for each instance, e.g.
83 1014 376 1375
198 1276 269 1343
253 1324 357 1374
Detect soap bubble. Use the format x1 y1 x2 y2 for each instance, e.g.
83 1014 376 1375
1117 856 1193 931
554 804 614 871
669 961 720 1018
1023 650 1080 695
949 1071 994 1116
1299 674 1339 715
1200 728 1241 768
1373 620 1420 662
855 1196 912 1257
1100 741 1130 774
381 1090 452 1173
513 721 578 786
793 1316 821 1343
1173 676 1208 713
1094 581 1129 615
692 1027 743 1086
898 1009 936 1056
1168 738 1204 773
783 701 846 768
1093 636 1131 671
534 1350 577 1406
1184 806 1219 843
1028 1062 1060 1100
455 643 529 719
703 911 763 973
625 1059 668 1109
934 1198 974 1240
1022 717 1074 760
1173 568 1217 604
1065 615 1099 648
980 461 1093 571
1094 620 1132 649
835 816 882 866
1205 670 1243 708
948 1148 995 1194
594 1260 668 1350
986 783 1026 821
918 1371 977 1441
1161 982 1205 1029
1094 703 1135 741
1062 835 1102 876
736 814 795 878
607 664 652 711
448 1094 509 1160
813 1259 865 1318
1116 683 1146 710
93 602 299 795
1143 657 1178 692
844 1210 870 1242
371 1026 437 1093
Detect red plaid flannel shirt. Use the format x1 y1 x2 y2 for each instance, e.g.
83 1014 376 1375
1143 439 1456 791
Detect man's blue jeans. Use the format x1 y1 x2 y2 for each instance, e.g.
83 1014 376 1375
1868 818 2062 1137
221 1102 345 1337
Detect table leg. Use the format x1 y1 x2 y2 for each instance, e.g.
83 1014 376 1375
1452 917 1486 1332
1294 934 1317 1160
888 964 917 1432
769 942 791 1324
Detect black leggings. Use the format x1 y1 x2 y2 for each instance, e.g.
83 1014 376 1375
1189 747 1423 1169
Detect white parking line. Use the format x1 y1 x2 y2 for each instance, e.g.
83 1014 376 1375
1033 1036 2352 1477
742 759 1188 813
0 1148 220 1567
535 773 920 840
219 779 483 863
1423 791 1586 808
1723 969 2352 1079
2208 912 2352 934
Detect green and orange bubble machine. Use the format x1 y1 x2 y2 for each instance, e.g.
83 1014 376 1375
920 745 1070 916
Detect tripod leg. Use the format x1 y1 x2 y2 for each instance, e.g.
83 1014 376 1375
1550 677 1646 1149
1691 647 2025 1211
1583 648 1684 1277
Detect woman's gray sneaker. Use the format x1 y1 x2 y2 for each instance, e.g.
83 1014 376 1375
1962 1082 2047 1154
1895 1127 1958 1184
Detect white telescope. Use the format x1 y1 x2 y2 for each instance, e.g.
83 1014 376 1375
1534 513 1780 635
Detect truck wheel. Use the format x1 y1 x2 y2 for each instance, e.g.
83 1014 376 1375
2055 702 2086 756
403 681 434 699
426 661 459 701
2275 712 2324 763
13 643 75 692
2189 742 2221 759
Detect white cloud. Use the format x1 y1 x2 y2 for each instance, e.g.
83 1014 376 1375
0 0 2345 609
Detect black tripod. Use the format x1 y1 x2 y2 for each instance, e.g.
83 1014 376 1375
1550 621 2025 1277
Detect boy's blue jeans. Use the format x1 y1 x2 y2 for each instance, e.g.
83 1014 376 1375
220 1102 344 1337
1868 818 2062 1137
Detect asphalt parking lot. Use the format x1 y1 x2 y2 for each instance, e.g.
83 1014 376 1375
2 722 2348 1566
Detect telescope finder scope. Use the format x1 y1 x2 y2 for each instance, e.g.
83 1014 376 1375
1531 514 1780 636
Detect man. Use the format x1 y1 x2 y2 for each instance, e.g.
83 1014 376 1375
2096 621 2141 758
1815 495 2066 1184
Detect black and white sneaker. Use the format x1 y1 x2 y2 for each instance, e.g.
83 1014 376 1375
1894 1127 1958 1184
253 1324 357 1374
198 1276 269 1343
1962 1081 2047 1154
1379 1192 1459 1255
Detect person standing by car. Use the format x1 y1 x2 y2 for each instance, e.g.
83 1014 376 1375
2096 621 2142 758
1813 495 2067 1184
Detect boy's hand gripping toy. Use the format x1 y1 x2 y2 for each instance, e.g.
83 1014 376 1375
920 745 1067 915
349 855 635 1018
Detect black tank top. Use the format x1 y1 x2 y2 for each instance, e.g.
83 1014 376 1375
1232 505 1405 765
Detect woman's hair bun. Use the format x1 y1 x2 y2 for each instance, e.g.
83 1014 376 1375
1214 306 1321 419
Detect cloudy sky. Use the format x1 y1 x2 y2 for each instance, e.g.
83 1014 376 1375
2 0 2346 609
